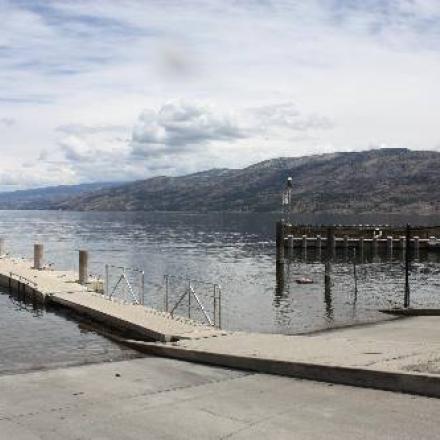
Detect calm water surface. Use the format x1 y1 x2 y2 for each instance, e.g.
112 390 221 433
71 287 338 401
1 210 440 337
0 286 142 375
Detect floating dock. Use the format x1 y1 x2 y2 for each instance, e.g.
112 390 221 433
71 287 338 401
0 256 224 342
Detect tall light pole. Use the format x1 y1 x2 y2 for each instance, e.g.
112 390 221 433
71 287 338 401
282 177 293 224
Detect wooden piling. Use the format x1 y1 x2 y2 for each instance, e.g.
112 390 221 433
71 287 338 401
33 244 43 270
79 250 88 285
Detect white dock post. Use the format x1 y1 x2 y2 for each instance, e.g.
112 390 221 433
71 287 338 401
302 234 307 250
387 236 393 252
359 237 364 262
316 235 322 251
79 250 88 285
344 235 349 250
414 236 420 251
287 235 294 257
34 244 44 270
400 236 405 250
414 236 420 259
0 238 4 255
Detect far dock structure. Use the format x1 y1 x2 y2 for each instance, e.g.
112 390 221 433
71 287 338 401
277 177 440 254
276 222 440 253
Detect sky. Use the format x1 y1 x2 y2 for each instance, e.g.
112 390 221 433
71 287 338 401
1 0 440 190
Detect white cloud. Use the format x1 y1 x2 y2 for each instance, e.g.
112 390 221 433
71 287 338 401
250 102 333 132
131 100 245 158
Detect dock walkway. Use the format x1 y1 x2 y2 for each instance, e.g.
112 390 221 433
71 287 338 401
0 256 224 342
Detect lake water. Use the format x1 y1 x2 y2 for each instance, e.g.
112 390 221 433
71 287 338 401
0 286 142 375
1 210 440 337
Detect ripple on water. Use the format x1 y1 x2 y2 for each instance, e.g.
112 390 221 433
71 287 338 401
0 288 143 375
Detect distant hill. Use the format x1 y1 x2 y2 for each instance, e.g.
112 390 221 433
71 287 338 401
3 149 440 214
0 182 119 210
45 148 440 214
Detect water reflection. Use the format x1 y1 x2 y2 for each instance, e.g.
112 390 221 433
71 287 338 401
0 287 141 375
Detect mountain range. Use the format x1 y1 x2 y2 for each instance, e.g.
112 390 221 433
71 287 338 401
2 148 440 214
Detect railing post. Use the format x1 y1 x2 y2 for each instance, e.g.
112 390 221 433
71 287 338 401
213 284 217 327
141 271 145 305
34 244 44 270
164 275 169 312
188 280 191 319
105 264 109 296
218 286 222 329
404 224 411 308
79 250 88 285
0 238 5 256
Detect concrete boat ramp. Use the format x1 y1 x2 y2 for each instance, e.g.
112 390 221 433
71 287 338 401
1 255 440 398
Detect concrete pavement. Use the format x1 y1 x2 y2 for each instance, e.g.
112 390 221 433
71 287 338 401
1 357 440 440
122 316 440 398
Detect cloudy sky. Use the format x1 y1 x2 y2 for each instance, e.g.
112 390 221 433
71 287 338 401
1 0 440 190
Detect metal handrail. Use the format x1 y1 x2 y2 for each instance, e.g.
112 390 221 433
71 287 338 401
105 264 145 305
164 274 222 328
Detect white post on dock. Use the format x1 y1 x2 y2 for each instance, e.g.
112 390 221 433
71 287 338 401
387 236 393 252
414 236 419 249
414 236 420 259
316 235 322 251
302 235 307 250
0 238 4 256
79 250 88 285
34 244 44 270
316 235 322 259
400 236 405 250
287 235 294 258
